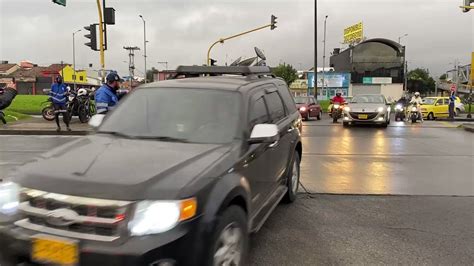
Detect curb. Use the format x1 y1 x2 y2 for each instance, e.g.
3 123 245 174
462 124 474 133
0 130 90 136
437 118 474 122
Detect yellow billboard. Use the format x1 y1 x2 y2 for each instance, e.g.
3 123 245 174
344 22 363 44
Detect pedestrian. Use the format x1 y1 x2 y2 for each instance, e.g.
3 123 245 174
0 78 18 124
95 72 123 114
448 91 456 120
49 76 71 132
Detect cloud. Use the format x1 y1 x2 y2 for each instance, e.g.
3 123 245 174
0 0 472 78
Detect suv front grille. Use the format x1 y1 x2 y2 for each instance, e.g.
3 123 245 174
16 188 133 242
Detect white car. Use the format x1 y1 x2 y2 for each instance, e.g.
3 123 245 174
342 94 391 128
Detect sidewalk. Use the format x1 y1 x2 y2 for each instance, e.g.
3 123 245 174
437 113 474 122
0 117 92 135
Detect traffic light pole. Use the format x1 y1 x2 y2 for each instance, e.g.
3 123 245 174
207 23 274 66
96 0 105 82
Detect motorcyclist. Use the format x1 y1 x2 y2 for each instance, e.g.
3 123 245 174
409 92 423 122
331 90 346 105
95 72 122 114
0 79 18 124
49 76 71 131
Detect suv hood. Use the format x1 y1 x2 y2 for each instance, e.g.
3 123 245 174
12 135 233 201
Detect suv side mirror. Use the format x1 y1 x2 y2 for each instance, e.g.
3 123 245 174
249 124 279 144
89 114 105 128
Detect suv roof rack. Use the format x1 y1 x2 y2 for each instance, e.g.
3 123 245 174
173 65 273 78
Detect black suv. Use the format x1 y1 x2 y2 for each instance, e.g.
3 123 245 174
0 66 303 266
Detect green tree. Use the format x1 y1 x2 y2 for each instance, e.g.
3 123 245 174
407 68 436 94
146 67 159 82
272 63 298 86
439 73 447 80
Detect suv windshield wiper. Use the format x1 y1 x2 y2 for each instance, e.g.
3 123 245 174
133 136 191 143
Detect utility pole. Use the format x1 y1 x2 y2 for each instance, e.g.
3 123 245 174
139 15 147 83
72 29 81 90
158 61 168 70
314 0 317 97
124 46 140 89
322 15 328 98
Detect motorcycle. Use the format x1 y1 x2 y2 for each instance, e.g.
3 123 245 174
409 104 422 123
41 98 55 121
394 103 406 121
331 102 345 123
67 88 95 123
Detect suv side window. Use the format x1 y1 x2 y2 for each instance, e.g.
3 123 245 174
276 83 297 113
249 96 269 129
265 92 286 123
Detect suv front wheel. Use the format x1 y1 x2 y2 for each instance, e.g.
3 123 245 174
209 206 248 266
283 152 300 203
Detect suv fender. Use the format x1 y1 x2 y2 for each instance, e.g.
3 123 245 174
200 172 251 231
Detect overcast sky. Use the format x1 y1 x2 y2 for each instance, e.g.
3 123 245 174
0 0 472 78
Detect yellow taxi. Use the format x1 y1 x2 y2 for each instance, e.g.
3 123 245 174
420 97 461 120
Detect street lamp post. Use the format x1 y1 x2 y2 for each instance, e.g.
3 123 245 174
322 15 328 99
398 34 408 90
139 15 147 83
72 29 81 90
398 33 408 44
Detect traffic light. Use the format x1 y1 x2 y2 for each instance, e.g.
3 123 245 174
271 15 277 30
52 0 66 6
210 58 217 66
462 0 474 12
84 24 98 51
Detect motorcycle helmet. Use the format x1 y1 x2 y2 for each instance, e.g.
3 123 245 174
414 92 420 97
336 89 342 97
77 88 88 97
56 76 63 84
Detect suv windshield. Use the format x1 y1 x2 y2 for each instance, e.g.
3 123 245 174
294 97 309 104
99 88 241 144
351 95 385 104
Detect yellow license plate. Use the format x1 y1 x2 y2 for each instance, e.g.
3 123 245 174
358 114 368 119
32 234 79 265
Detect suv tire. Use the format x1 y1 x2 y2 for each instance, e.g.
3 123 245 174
283 152 300 203
208 206 248 266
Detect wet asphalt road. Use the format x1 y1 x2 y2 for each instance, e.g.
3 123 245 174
0 118 473 264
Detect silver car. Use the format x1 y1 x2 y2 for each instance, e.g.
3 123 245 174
342 94 391 128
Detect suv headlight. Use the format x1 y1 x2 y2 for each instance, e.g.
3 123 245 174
377 107 385 112
343 106 350 112
128 198 197 236
0 182 20 215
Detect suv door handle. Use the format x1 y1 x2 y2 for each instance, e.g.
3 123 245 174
287 128 294 133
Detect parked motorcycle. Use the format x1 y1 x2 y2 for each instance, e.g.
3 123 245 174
41 98 55 121
394 103 406 121
331 102 345 123
67 88 95 123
